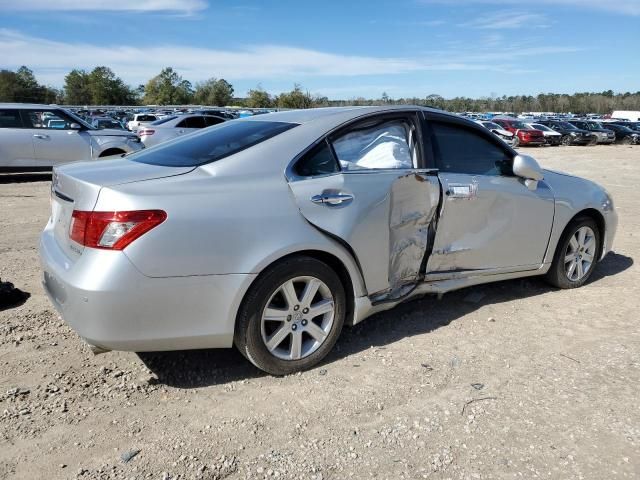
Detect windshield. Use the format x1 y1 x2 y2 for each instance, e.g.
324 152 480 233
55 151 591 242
512 121 530 129
483 122 502 130
63 109 95 130
131 120 298 167
530 124 552 132
557 122 578 130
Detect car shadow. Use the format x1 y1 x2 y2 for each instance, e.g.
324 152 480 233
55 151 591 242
0 173 51 184
0 279 31 312
140 252 632 388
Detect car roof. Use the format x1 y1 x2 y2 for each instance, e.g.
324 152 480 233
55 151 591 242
242 105 443 125
0 103 66 109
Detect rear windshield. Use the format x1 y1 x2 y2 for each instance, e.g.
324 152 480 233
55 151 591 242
150 116 178 125
131 120 298 167
136 115 156 122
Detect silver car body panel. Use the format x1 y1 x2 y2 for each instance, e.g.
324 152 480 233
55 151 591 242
140 115 225 148
40 106 618 352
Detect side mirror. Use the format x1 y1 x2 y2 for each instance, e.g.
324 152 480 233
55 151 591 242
69 123 82 130
513 154 543 190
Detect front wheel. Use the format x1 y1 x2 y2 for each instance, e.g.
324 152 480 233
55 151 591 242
561 135 573 146
234 256 346 375
545 218 600 289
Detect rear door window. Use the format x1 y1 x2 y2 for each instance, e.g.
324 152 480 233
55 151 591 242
131 120 297 167
0 109 23 128
22 110 75 130
294 140 339 177
184 116 206 129
204 116 226 127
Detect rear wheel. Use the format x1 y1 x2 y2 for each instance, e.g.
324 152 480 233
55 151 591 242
621 136 633 145
234 256 346 375
545 217 600 289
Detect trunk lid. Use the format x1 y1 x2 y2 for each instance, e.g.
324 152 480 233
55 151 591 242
50 159 193 260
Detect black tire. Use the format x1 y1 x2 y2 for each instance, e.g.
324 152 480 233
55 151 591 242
234 256 346 375
589 136 598 146
621 136 632 145
561 135 572 146
545 217 601 289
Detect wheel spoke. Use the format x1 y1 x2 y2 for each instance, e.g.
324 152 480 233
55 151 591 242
266 326 290 352
567 260 577 279
308 299 334 319
564 253 575 264
568 235 579 252
263 307 288 322
582 252 594 263
281 280 299 309
305 321 328 343
577 228 586 246
576 259 584 279
584 238 596 252
300 278 321 307
290 331 302 360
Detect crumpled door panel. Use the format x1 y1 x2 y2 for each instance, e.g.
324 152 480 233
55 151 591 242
288 170 440 296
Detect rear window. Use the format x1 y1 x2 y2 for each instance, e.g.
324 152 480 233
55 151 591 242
131 120 298 167
137 115 156 122
150 116 177 125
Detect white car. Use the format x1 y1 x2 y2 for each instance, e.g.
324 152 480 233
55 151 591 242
526 123 563 146
474 120 515 145
139 114 226 147
127 113 158 133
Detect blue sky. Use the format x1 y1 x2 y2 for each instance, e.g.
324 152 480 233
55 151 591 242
0 0 639 99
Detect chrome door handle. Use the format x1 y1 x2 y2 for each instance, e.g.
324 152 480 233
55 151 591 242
310 193 354 206
33 134 49 139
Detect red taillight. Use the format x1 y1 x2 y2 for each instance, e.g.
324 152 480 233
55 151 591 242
70 210 167 250
138 129 155 136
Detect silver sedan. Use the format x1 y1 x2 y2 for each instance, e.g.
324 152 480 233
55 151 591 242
40 106 618 375
138 114 226 147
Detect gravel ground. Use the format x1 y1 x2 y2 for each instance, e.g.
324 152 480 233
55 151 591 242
1 145 638 479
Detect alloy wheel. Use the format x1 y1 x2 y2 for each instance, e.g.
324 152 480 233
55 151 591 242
260 276 335 361
564 226 596 282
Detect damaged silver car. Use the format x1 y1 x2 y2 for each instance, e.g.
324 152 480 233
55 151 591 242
40 106 618 375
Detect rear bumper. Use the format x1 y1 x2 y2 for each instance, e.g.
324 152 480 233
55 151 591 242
39 226 255 352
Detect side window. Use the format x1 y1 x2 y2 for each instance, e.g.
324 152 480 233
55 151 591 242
185 116 206 129
204 116 225 127
176 119 188 128
23 110 75 130
0 109 23 128
294 141 339 177
431 121 512 176
330 118 417 171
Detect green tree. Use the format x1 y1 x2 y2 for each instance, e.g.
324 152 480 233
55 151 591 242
245 85 272 108
193 78 234 106
64 69 91 104
143 67 193 105
276 84 314 109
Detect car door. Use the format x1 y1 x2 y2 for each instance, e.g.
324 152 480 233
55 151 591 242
21 109 92 166
424 115 555 275
287 113 441 298
0 108 37 168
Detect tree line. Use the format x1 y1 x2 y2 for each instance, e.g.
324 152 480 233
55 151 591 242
1 65 639 113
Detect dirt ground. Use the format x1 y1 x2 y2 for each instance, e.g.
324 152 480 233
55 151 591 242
1 145 638 480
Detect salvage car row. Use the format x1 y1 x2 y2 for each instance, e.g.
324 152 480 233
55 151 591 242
474 116 639 147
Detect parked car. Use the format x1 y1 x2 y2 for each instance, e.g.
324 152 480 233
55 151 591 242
0 104 143 171
138 114 226 147
492 118 546 147
127 113 158 133
567 120 616 144
609 121 640 134
474 120 515 145
596 122 640 144
40 106 617 375
536 120 597 146
91 117 126 130
525 123 563 146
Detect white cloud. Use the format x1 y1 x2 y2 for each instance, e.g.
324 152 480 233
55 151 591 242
421 0 640 15
461 11 549 29
0 0 207 13
0 29 580 87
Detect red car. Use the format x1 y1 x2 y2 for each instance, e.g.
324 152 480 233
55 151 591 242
492 119 545 147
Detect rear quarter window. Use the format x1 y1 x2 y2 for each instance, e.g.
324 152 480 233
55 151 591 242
131 120 298 167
